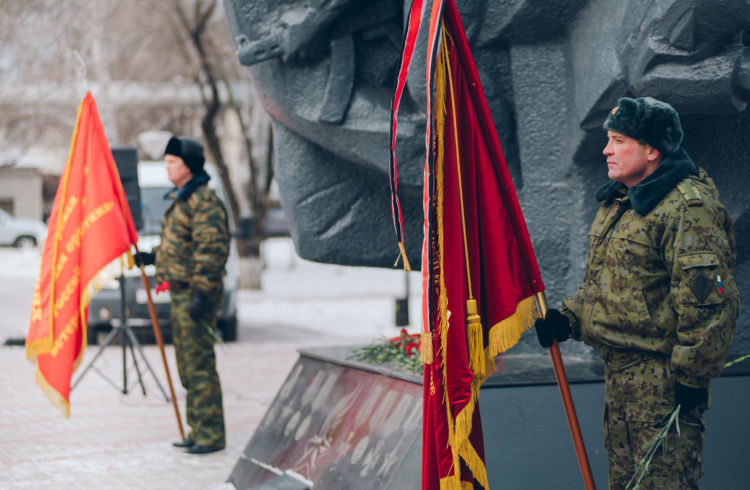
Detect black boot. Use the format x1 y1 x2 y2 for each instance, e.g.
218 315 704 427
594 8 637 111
172 439 194 448
185 444 224 455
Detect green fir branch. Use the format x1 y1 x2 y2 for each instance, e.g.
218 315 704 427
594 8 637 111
626 405 681 490
627 352 749 489
723 354 750 369
200 319 228 352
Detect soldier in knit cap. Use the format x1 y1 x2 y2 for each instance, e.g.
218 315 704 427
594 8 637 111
535 97 739 488
135 136 230 454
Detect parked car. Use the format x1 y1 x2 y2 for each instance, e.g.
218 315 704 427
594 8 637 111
0 208 47 248
87 160 239 343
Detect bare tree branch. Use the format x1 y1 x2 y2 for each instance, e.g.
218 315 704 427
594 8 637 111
1 0 273 264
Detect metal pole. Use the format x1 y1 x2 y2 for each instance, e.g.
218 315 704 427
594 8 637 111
536 291 597 490
72 327 120 390
122 323 169 401
118 274 128 394
129 340 147 396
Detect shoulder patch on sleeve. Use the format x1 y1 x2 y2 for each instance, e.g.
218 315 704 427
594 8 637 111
677 181 703 206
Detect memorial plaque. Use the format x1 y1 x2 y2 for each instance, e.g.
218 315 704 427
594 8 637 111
229 349 422 489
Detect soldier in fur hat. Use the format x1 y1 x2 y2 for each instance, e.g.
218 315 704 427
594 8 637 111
135 136 230 455
535 97 739 488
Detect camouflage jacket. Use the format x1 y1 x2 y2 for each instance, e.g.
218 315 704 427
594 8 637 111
154 171 230 294
562 149 739 387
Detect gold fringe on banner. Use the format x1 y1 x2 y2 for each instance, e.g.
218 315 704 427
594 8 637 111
488 295 539 358
36 369 71 417
426 20 447 369
439 474 473 490
421 331 434 364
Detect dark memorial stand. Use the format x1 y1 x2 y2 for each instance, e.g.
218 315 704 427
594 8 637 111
229 346 423 489
229 346 750 489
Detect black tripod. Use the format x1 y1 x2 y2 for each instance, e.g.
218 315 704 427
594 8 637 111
72 273 169 401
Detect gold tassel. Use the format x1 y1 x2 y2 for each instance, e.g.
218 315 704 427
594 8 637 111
394 241 412 272
466 299 485 379
421 331 434 364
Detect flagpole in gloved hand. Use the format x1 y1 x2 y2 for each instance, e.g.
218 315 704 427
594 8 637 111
536 291 596 490
134 244 185 441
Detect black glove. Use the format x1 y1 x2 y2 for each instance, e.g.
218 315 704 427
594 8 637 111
134 251 155 267
188 291 209 321
675 382 708 411
534 309 571 348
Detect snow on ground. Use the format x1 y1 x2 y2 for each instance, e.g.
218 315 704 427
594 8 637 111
0 246 42 279
0 238 423 342
240 237 423 341
0 247 42 340
0 238 423 489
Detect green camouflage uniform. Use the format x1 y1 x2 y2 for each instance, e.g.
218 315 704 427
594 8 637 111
155 170 230 448
561 149 738 489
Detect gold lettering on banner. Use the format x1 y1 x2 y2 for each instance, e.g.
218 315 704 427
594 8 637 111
50 311 80 357
61 196 79 229
30 253 48 322
53 266 80 319
55 253 69 276
31 285 43 322
64 201 114 253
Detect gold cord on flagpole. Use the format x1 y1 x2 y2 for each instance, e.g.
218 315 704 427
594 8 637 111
396 241 412 272
442 27 485 380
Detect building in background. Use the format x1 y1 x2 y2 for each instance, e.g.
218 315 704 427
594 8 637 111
0 155 44 221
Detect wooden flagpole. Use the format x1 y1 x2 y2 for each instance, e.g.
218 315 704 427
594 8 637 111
134 245 185 440
536 291 596 490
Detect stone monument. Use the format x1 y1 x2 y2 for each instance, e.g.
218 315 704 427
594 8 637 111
223 0 750 362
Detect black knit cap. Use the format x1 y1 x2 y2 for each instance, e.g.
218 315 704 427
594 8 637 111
603 97 683 155
164 136 205 174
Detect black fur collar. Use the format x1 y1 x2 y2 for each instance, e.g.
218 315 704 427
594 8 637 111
595 148 697 215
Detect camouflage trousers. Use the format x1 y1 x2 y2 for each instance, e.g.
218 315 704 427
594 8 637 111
603 351 706 490
170 283 226 448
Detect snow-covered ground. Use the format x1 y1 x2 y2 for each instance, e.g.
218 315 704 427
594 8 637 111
243 237 423 340
0 237 425 489
0 237 423 343
0 246 43 341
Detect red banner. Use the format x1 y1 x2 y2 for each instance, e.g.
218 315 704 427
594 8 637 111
389 0 425 267
418 1 545 488
26 92 138 416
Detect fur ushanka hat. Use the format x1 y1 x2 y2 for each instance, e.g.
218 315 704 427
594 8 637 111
164 136 205 174
603 97 684 155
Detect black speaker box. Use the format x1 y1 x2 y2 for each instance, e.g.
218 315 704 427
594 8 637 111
111 146 143 231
